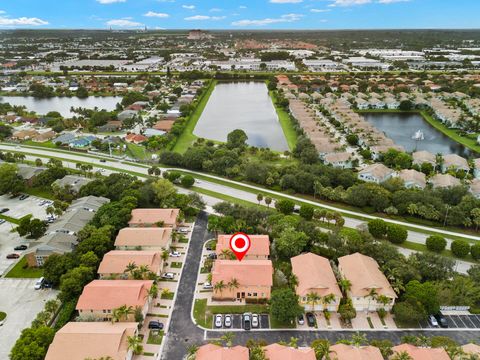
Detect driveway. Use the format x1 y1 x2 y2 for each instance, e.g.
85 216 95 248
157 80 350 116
0 278 58 359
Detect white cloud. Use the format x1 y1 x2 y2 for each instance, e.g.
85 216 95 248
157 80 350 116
310 8 330 12
232 13 302 26
239 6 247 9
184 15 225 21
210 8 222 12
0 16 48 26
329 0 410 6
0 10 5 14
106 18 143 27
97 0 126 4
182 5 195 9
270 0 303 3
144 11 169 18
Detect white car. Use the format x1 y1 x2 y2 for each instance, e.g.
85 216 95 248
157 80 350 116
224 314 232 328
214 314 223 328
34 277 45 290
428 315 439 327
169 251 181 257
203 282 213 290
251 314 259 328
161 272 175 280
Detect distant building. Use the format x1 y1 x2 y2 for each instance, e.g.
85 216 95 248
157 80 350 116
97 250 162 279
114 227 172 250
195 344 248 360
53 175 93 194
329 344 384 360
429 174 461 189
128 208 180 228
264 343 315 360
391 344 450 360
358 163 396 184
398 169 426 189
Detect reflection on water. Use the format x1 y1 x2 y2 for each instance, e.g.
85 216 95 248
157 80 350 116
363 112 475 158
193 82 289 151
0 96 122 118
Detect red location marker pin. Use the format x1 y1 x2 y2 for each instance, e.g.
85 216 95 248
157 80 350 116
229 233 251 261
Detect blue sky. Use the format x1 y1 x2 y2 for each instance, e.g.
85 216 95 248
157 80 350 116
0 0 479 30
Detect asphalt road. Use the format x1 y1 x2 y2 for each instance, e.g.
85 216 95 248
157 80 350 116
159 215 480 360
161 211 209 360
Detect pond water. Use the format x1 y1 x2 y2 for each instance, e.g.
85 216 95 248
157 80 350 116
193 82 289 151
0 96 122 118
363 112 474 158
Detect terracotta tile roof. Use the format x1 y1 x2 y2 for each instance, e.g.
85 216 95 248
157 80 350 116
338 252 396 298
114 227 172 248
216 234 270 257
391 344 450 360
264 343 316 360
212 260 273 288
128 208 179 226
45 322 137 360
76 280 153 311
329 344 384 360
291 253 342 298
97 250 162 275
196 344 249 360
153 120 175 131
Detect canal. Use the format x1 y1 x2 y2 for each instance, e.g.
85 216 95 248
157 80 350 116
193 82 289 151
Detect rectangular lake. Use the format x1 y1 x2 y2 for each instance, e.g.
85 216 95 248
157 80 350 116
193 82 289 151
363 112 474 157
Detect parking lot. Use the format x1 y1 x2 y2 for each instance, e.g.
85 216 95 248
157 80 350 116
0 278 58 359
419 314 480 329
212 314 270 330
0 194 50 221
0 221 32 276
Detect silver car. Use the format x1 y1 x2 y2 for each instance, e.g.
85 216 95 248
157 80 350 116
224 314 232 328
251 314 259 328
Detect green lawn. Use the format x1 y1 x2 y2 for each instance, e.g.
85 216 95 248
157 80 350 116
23 140 57 149
269 89 298 151
126 143 148 160
147 330 164 345
24 187 56 200
161 291 174 300
193 299 211 328
400 240 478 263
171 262 182 268
5 257 43 278
173 80 216 154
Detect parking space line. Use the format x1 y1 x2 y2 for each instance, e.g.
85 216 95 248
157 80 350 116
463 316 477 328
446 316 459 328
455 315 469 328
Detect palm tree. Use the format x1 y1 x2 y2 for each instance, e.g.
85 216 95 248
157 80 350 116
147 283 159 301
124 262 137 277
322 293 336 311
351 332 368 347
311 339 332 360
138 265 150 279
112 305 134 323
257 193 263 205
220 249 235 260
185 344 198 360
264 197 272 208
213 281 226 298
127 335 143 355
289 337 298 349
367 288 378 311
161 250 169 265
338 278 352 296
228 278 240 294
391 351 413 360
306 292 321 311
220 332 235 348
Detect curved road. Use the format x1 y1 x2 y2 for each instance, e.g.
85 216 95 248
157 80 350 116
161 212 480 360
2 143 479 242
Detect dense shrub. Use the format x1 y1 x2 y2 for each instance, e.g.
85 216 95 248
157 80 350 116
451 239 471 258
368 219 388 238
386 224 408 244
426 235 447 252
471 244 480 261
